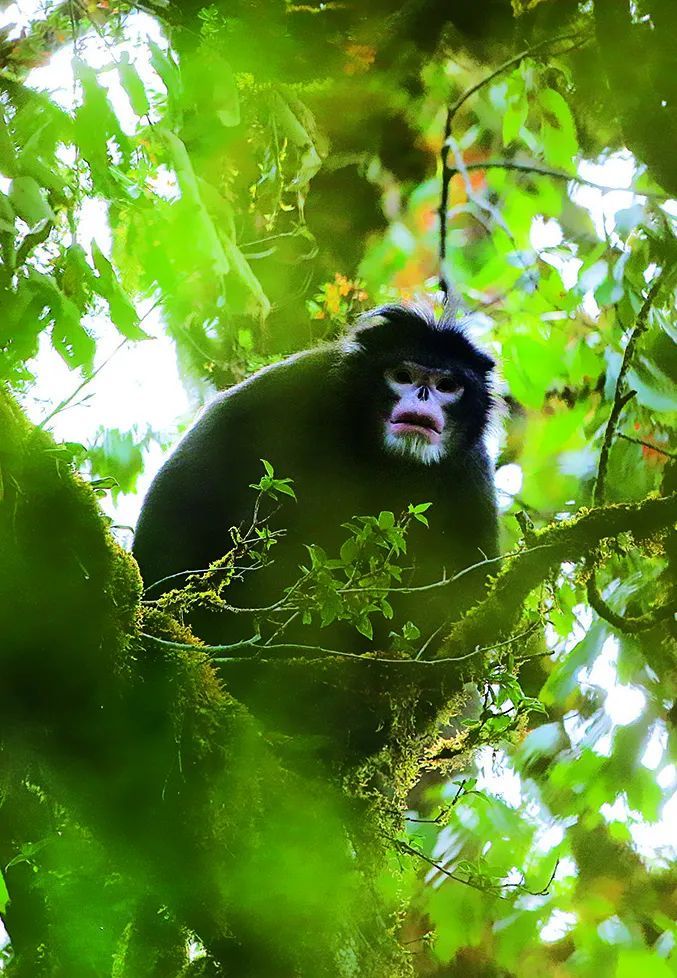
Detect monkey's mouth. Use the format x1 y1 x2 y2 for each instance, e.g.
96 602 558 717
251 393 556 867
387 412 442 444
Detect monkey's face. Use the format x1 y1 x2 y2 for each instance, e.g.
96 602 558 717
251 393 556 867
382 361 464 464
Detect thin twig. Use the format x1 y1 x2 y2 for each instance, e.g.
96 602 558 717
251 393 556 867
501 859 560 896
39 296 163 429
141 631 446 664
341 545 556 596
585 275 673 633
438 29 591 292
141 621 546 667
393 838 494 893
593 276 663 506
617 433 677 460
394 839 558 897
445 31 589 127
591 389 638 502
143 562 268 599
445 160 671 201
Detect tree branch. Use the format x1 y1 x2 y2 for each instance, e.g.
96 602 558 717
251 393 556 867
438 29 592 292
593 276 663 506
586 573 673 633
617 433 677 460
437 492 677 662
583 276 673 633
142 494 676 677
444 160 671 201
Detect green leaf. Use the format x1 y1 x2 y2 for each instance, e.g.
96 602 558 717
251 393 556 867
74 57 130 191
595 275 624 306
26 269 96 372
320 590 342 626
62 244 95 310
628 356 677 412
0 107 19 177
538 88 578 168
616 949 672 978
502 332 568 408
51 305 96 372
274 480 297 499
356 617 373 640
428 884 485 962
271 89 324 186
541 621 607 706
340 538 359 564
9 176 54 228
90 476 119 491
159 127 270 317
148 40 182 121
0 189 15 230
91 242 149 340
19 151 69 197
118 53 151 117
402 621 420 641
45 441 88 466
213 57 240 127
0 870 8 913
88 428 150 496
502 95 528 145
378 511 395 530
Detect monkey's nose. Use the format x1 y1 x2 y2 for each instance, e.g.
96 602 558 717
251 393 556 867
417 386 430 402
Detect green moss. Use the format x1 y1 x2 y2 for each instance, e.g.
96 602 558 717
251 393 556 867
0 386 418 978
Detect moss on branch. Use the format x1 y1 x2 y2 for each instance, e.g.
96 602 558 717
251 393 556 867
439 494 677 664
0 386 412 978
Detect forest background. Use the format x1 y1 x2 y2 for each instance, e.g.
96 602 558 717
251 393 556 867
0 0 675 976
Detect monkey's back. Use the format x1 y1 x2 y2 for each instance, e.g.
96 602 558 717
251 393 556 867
133 347 341 594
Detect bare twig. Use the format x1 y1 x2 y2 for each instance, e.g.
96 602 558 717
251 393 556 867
593 276 664 506
617 433 677 461
586 283 676 624
438 29 591 293
39 296 163 430
340 546 556 597
393 838 495 892
394 839 558 897
444 160 671 202
142 631 538 667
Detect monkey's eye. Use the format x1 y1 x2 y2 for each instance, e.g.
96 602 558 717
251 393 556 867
436 377 460 394
391 368 414 385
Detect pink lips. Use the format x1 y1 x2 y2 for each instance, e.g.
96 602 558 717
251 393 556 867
388 411 442 444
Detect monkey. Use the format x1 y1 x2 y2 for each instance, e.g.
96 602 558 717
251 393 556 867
133 303 498 650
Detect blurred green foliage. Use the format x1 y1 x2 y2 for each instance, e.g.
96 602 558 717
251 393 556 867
0 1 675 976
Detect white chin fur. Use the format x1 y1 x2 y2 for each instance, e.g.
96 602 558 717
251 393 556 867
383 430 445 465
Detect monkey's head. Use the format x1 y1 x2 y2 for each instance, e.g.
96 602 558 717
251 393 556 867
344 303 495 465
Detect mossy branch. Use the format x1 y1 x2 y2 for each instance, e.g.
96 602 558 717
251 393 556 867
586 570 673 633
437 492 677 662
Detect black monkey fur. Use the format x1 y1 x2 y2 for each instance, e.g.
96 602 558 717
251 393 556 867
133 304 498 648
